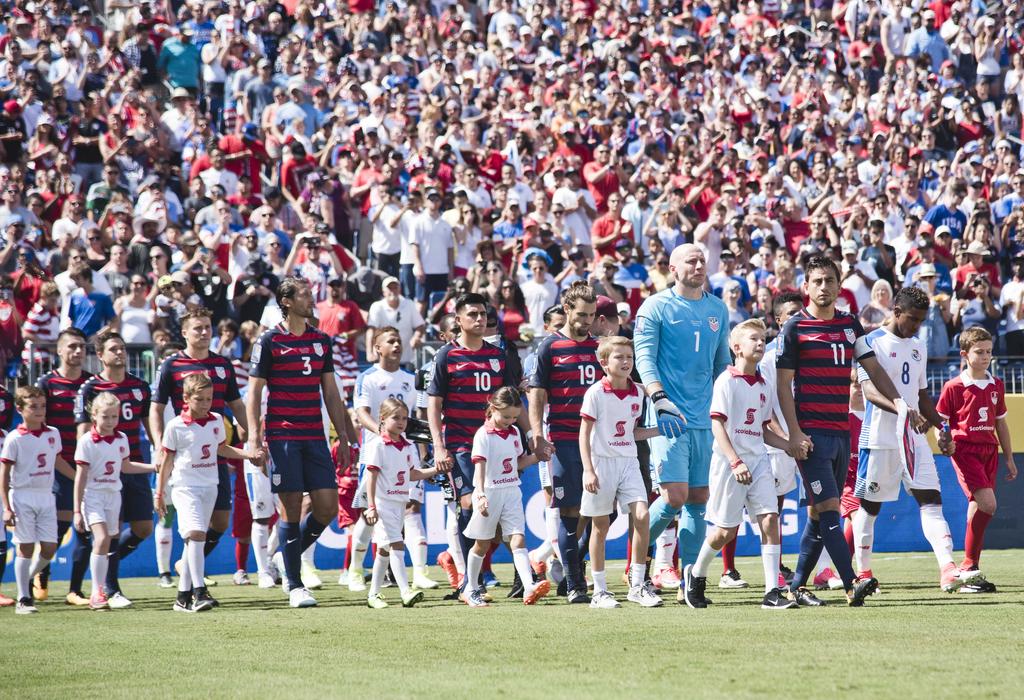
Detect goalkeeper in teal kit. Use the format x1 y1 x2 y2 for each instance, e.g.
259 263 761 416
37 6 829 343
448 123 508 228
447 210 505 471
634 244 731 595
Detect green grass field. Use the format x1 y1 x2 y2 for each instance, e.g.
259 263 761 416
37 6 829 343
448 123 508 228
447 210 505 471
5 550 1023 699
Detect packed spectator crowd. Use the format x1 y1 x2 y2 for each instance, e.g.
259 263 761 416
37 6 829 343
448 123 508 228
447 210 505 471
2 0 1024 381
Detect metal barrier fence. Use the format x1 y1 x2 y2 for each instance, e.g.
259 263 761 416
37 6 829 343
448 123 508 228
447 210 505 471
5 342 158 393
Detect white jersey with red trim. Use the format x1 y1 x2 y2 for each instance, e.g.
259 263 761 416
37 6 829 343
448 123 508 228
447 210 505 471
580 378 645 459
162 411 225 488
709 367 772 465
471 422 526 490
363 434 419 503
0 424 61 491
74 430 129 492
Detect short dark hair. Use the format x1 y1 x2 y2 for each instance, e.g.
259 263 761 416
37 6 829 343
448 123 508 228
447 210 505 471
542 305 565 325
56 327 87 346
275 276 308 307
94 329 125 356
454 292 487 313
893 286 930 312
803 255 840 282
772 290 804 317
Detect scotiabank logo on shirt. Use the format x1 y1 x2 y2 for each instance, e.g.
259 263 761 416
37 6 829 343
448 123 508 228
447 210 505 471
501 457 514 474
614 421 627 437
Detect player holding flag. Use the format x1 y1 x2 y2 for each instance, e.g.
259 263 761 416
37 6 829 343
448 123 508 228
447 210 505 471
634 244 730 602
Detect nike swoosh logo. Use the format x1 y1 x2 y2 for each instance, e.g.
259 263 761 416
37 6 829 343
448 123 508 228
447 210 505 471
286 538 298 545
828 526 839 531
668 319 687 325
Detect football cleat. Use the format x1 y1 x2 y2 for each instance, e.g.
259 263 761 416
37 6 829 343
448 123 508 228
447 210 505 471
786 586 826 607
523 580 551 605
627 584 664 608
288 587 318 608
107 592 133 609
158 573 175 588
762 588 798 610
413 571 440 590
814 567 844 591
65 591 90 606
720 569 749 589
401 589 424 608
779 564 795 585
16 598 39 614
567 589 590 605
465 587 490 607
192 587 216 612
482 570 500 589
33 570 49 602
258 573 278 589
846 577 878 607
233 570 251 586
507 569 525 599
347 566 367 592
367 593 388 609
682 565 708 609
589 590 621 609
941 563 969 593
549 558 565 585
89 590 109 611
653 567 681 590
300 563 323 591
173 594 194 613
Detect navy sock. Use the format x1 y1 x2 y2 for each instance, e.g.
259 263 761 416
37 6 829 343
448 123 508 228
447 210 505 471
299 516 327 553
558 516 580 592
203 527 225 557
69 530 92 595
818 510 856 588
279 521 302 591
105 550 121 594
791 517 823 590
0 537 7 585
117 530 145 560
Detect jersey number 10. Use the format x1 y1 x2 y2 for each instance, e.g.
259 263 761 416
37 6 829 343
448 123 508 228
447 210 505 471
473 372 492 392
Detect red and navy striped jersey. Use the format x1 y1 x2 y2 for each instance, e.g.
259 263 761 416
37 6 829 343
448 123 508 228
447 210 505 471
250 323 332 442
0 385 12 430
776 309 871 434
154 351 241 415
74 373 152 460
529 332 603 442
427 340 514 452
37 370 93 463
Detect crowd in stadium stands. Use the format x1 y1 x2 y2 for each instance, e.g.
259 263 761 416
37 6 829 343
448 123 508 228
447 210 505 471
0 0 1024 375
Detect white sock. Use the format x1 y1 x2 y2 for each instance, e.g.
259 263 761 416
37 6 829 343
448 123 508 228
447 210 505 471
692 540 720 579
512 548 535 592
177 554 192 593
817 544 834 573
29 553 53 578
465 551 484 592
301 543 315 568
155 522 173 574
15 555 31 600
369 551 389 597
630 563 645 589
445 503 465 573
404 512 427 570
251 522 270 575
920 504 955 568
544 506 562 561
389 551 410 595
761 544 781 593
266 523 279 555
530 537 553 565
592 569 608 594
852 509 877 573
351 517 372 571
90 553 108 596
655 527 676 570
188 539 206 589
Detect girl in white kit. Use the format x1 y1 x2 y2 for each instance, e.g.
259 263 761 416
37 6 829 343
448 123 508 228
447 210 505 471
363 398 440 609
157 374 262 613
461 387 551 608
73 392 155 610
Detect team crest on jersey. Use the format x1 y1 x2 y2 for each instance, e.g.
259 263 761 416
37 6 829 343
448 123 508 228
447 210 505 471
911 349 921 362
514 440 520 450
991 392 998 405
555 487 564 499
489 359 500 372
844 329 857 344
313 343 324 357
868 482 879 494
0 306 10 322
272 474 281 486
631 403 640 416
402 382 411 392
213 427 220 437
132 389 143 401
48 436 55 446
708 317 719 332
810 480 822 495
215 367 226 379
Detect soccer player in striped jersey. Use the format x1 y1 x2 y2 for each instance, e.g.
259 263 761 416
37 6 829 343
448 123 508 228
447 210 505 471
150 308 248 590
36 328 93 605
634 244 731 603
853 287 967 593
776 256 910 607
427 292 522 594
529 281 601 603
246 277 352 608
75 331 154 609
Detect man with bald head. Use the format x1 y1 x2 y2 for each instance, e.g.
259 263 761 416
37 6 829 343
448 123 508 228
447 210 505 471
634 244 731 602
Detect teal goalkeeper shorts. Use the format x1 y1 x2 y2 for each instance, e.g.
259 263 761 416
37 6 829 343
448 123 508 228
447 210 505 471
651 428 712 488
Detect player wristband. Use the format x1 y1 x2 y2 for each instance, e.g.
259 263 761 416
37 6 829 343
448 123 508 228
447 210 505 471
730 459 744 470
651 390 668 404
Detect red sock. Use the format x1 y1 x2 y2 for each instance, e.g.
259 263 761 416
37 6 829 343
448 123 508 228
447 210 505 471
482 541 499 573
844 518 855 556
722 538 737 573
962 509 993 570
235 540 248 571
343 533 352 570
